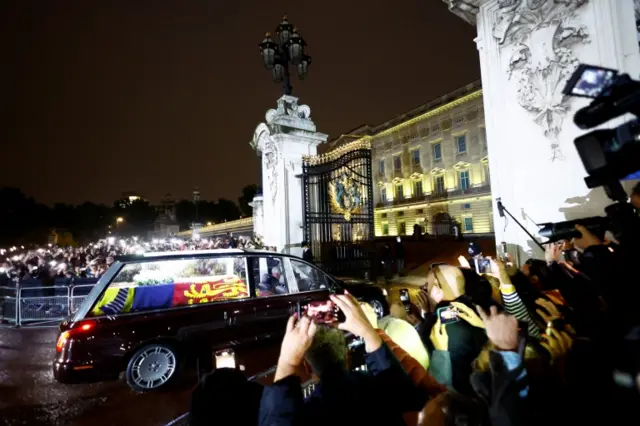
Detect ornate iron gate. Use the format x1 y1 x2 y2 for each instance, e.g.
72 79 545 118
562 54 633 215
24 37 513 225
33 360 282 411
302 141 375 277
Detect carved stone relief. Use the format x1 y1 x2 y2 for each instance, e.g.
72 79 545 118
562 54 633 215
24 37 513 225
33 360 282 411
635 0 640 48
444 0 590 160
252 123 281 206
493 0 590 160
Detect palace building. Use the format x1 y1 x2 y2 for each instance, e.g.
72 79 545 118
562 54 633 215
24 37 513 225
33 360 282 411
326 81 493 237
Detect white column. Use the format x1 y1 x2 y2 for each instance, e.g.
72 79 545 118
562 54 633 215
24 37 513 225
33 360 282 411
249 195 264 240
443 0 640 260
251 95 328 256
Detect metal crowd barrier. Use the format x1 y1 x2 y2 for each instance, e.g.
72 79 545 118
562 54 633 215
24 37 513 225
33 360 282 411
0 282 96 327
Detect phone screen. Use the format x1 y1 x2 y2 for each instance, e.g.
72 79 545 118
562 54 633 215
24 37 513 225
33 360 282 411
399 289 410 312
569 65 617 98
474 257 491 274
215 349 236 369
305 300 338 324
437 306 460 325
399 289 409 303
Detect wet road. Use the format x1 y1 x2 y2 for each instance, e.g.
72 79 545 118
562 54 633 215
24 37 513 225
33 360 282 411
0 326 191 426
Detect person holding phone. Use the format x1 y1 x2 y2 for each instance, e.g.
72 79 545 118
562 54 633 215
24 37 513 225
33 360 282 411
260 291 428 426
418 264 489 396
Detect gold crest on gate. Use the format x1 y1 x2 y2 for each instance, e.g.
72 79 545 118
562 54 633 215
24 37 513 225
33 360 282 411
329 173 362 221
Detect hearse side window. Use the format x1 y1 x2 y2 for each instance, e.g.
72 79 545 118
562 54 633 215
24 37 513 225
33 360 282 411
290 259 328 292
253 256 289 297
90 256 248 317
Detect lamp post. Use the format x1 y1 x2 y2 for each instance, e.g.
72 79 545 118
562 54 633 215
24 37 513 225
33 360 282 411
259 15 312 96
192 188 201 224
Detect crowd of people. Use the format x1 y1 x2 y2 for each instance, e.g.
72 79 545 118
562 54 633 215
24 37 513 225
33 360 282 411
190 222 640 426
0 233 263 286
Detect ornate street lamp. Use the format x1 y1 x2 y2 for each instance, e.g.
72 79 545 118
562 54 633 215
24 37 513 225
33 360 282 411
259 15 311 95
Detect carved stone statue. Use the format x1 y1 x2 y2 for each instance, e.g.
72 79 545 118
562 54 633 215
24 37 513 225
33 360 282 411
252 123 280 205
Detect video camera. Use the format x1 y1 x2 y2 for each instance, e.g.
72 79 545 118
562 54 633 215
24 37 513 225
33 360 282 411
538 64 640 244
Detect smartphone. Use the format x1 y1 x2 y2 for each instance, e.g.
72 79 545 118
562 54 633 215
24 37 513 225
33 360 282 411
215 349 236 369
563 248 580 265
499 242 509 263
399 288 410 312
305 300 339 324
474 257 491 274
437 305 460 325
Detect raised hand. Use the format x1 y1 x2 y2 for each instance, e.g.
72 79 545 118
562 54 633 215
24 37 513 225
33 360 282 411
275 315 317 381
545 242 563 263
476 305 519 352
541 327 573 361
430 319 448 351
450 302 485 329
330 290 382 352
535 298 561 324
415 289 431 315
573 224 601 250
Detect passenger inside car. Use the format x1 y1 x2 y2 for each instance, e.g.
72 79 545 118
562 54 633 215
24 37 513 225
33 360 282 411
255 257 289 296
258 267 286 295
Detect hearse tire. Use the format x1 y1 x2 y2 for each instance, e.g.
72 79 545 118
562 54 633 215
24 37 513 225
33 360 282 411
125 343 179 392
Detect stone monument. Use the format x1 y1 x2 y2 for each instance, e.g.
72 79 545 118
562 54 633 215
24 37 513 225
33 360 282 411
443 0 640 260
249 194 264 240
251 95 328 256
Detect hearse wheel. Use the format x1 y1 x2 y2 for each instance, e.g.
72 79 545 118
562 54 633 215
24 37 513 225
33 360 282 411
126 343 178 392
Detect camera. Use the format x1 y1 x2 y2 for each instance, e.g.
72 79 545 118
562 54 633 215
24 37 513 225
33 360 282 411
538 64 640 245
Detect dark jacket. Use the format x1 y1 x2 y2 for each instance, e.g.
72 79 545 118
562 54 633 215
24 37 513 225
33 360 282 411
470 343 531 426
258 343 427 426
302 248 313 263
418 296 488 396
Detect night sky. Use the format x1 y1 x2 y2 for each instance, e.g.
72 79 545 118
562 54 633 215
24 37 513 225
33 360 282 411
2 1 479 206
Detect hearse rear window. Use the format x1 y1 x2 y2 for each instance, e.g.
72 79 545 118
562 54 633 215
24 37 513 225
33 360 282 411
90 256 248 316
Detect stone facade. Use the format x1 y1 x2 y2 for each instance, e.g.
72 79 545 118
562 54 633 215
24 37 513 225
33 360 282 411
442 0 640 260
374 84 492 236
328 82 493 237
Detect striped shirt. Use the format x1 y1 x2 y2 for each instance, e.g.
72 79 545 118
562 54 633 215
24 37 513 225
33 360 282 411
501 284 541 339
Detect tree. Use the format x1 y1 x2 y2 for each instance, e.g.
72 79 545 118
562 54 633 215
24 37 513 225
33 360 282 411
238 184 259 217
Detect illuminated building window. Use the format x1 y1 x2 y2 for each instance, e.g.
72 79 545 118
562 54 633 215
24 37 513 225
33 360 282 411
434 175 445 194
382 223 389 235
433 143 442 161
379 159 385 174
398 222 406 235
460 170 470 190
414 180 423 197
464 217 474 232
456 135 467 153
396 184 404 200
394 155 402 171
411 149 421 166
461 203 471 210
381 187 387 203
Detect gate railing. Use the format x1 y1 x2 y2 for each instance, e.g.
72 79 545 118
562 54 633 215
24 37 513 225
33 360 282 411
0 283 96 327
